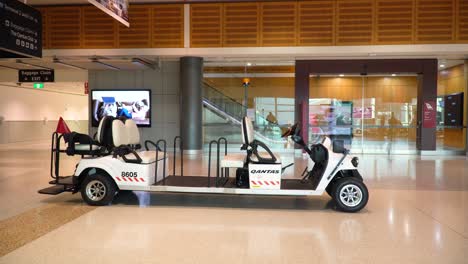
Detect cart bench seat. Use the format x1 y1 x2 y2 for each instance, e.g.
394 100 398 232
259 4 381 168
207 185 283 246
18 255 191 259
221 154 245 168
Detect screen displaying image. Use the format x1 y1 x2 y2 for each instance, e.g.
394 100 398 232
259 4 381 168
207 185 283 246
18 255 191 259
91 90 151 127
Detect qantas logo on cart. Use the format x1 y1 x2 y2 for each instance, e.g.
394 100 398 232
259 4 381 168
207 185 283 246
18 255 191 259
250 169 280 174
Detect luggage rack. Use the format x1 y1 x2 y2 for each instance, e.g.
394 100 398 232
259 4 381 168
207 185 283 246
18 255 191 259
39 132 78 195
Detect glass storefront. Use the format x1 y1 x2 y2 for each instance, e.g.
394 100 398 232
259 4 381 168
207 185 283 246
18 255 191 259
203 61 466 154
309 74 419 154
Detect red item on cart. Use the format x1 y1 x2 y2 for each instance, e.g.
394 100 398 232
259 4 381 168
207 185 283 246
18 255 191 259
56 117 71 134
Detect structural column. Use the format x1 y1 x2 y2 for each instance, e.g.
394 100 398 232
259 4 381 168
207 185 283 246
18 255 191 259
180 56 203 152
295 61 310 146
416 60 438 151
465 60 468 156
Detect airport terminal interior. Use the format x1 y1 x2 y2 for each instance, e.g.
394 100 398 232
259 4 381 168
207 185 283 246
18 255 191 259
0 0 467 263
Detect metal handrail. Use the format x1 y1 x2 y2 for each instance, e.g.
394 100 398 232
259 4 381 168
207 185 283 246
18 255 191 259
50 132 58 180
145 139 167 185
207 140 219 187
217 137 229 187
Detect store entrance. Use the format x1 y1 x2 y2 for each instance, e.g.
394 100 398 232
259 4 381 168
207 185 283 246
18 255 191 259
309 74 418 154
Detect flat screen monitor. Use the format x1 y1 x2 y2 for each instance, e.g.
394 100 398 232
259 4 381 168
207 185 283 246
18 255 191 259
91 89 151 127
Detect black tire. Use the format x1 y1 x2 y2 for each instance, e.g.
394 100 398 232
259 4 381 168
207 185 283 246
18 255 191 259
332 177 368 213
325 184 333 197
80 173 117 206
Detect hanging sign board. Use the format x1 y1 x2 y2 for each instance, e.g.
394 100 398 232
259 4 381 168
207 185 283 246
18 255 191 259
88 0 129 27
0 0 42 58
422 101 436 128
19 69 54 82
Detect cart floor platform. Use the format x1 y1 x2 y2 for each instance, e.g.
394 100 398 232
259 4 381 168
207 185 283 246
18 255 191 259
155 176 316 190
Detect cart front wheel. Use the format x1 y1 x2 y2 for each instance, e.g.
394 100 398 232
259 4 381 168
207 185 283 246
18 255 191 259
81 173 116 206
332 178 368 213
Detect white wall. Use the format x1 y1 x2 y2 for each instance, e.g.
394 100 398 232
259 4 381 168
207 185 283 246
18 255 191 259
0 84 88 144
0 85 88 121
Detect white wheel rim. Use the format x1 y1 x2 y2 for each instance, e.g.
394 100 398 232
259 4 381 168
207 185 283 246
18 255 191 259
85 180 106 202
339 184 363 207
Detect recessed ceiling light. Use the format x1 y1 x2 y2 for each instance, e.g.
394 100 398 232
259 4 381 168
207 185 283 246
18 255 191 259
246 62 252 66
339 74 344 77
440 64 445 68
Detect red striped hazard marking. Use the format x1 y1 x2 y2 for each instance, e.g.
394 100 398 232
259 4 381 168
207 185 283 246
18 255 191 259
115 177 146 183
250 180 280 186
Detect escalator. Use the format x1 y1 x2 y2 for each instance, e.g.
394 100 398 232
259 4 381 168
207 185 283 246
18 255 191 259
202 82 287 146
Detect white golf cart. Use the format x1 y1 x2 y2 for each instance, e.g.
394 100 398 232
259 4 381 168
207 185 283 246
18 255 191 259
39 116 368 212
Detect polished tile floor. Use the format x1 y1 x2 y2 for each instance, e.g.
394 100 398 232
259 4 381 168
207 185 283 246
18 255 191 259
0 141 467 263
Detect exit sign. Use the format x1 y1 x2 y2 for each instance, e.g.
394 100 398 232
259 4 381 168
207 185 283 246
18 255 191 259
33 83 44 89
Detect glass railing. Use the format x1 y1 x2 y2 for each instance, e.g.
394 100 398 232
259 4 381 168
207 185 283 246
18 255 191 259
202 83 288 148
203 83 246 121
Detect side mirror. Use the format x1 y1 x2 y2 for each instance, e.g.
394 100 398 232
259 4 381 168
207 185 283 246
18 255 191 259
332 140 346 154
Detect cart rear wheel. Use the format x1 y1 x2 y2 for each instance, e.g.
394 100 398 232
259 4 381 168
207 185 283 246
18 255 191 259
332 177 368 213
81 173 116 206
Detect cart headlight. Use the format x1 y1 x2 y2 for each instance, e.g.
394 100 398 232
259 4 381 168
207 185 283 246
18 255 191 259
351 157 359 167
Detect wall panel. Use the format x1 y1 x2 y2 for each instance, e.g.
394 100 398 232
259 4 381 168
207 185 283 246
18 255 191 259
376 0 414 44
415 0 455 43
191 4 222 47
223 3 260 47
47 7 82 48
458 0 468 42
152 4 184 48
261 2 297 46
118 5 151 48
336 0 374 45
39 2 463 49
37 8 48 49
82 6 117 48
298 1 334 46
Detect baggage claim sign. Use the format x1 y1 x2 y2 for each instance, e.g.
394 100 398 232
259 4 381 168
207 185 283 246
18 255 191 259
0 0 42 58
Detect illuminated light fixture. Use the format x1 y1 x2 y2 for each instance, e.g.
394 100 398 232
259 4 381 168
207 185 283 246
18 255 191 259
16 59 51 70
339 74 344 77
439 64 445 68
391 73 396 77
246 62 252 66
53 58 86 70
33 83 44 89
91 58 120 70
131 58 155 70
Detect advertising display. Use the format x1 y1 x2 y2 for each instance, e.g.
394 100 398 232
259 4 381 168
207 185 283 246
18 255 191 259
444 92 464 127
0 0 42 58
91 90 151 127
309 101 353 136
88 0 129 27
352 106 373 119
422 101 436 128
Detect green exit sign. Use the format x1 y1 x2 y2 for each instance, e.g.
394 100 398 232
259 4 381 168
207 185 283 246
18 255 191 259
33 83 44 89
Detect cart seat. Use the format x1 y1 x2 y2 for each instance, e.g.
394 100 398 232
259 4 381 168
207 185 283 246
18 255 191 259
113 119 161 164
249 152 282 164
64 116 114 156
242 116 281 164
121 151 161 164
74 144 101 151
221 154 245 168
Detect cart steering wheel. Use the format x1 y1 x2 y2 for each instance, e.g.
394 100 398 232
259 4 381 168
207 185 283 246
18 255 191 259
281 123 299 138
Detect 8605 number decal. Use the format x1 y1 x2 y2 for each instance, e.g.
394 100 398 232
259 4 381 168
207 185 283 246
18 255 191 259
121 172 138 177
